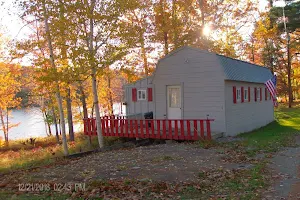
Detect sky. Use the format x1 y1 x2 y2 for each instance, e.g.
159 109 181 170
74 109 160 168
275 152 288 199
0 1 32 40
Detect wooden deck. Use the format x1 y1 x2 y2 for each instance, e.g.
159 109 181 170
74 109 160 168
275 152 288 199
84 117 215 141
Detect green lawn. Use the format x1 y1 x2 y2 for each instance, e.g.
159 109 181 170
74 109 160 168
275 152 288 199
240 104 300 153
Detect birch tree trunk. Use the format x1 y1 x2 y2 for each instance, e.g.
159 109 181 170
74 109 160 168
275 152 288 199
66 86 74 141
92 68 104 148
42 0 68 155
43 111 49 136
89 0 104 148
0 109 8 142
52 107 60 143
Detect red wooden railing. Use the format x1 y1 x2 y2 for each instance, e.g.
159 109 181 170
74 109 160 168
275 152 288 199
83 116 214 140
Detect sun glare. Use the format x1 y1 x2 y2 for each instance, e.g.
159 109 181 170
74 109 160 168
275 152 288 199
203 24 211 36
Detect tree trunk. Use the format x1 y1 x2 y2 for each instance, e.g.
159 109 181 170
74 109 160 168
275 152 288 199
42 0 68 155
6 108 9 140
79 82 91 146
141 37 148 76
52 107 59 143
107 76 114 115
89 0 104 148
43 111 50 136
0 109 8 142
198 0 205 28
163 32 169 55
198 0 207 49
47 122 52 136
66 86 74 141
159 0 169 55
269 0 273 7
79 83 88 119
287 32 292 108
91 69 104 148
172 0 178 49
250 37 255 63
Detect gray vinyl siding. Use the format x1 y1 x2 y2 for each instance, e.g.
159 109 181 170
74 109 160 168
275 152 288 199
153 48 226 133
124 77 154 116
224 81 274 136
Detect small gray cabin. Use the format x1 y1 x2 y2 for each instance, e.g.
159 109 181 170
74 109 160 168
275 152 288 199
123 46 274 137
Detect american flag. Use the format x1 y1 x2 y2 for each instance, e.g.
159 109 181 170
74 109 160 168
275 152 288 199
265 75 278 107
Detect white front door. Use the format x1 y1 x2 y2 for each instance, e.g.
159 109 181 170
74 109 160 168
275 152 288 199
167 86 182 119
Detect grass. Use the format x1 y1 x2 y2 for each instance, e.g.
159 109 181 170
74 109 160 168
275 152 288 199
194 103 300 155
0 133 122 173
195 104 300 153
181 162 268 200
239 103 300 154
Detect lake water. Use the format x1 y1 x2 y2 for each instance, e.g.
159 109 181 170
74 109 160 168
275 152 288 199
1 104 125 140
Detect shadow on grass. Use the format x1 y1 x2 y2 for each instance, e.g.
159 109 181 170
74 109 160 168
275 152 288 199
239 121 298 154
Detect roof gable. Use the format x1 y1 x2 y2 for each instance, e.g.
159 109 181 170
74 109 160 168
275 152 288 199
147 46 273 85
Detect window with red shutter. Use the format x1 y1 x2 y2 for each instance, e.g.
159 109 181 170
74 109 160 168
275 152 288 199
233 86 237 104
248 87 251 102
241 87 244 103
254 87 257 102
132 88 137 102
260 88 262 101
147 88 153 102
265 88 267 100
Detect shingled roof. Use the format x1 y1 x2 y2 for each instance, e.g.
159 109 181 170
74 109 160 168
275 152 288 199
217 54 273 83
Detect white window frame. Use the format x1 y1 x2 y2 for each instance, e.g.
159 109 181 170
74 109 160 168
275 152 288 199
244 88 248 101
256 88 261 101
236 88 241 102
137 90 146 101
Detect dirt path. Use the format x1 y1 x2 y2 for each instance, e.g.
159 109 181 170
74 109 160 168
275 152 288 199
5 140 300 199
263 136 300 199
1 143 250 185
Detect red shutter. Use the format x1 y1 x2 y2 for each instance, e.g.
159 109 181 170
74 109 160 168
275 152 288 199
269 91 271 100
233 86 237 104
241 87 244 103
254 87 257 102
147 88 153 102
248 87 251 102
132 88 137 102
265 88 267 101
260 88 262 101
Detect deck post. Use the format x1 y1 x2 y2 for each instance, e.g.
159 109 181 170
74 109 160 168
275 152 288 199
206 120 212 140
193 120 198 140
186 120 191 140
200 120 204 139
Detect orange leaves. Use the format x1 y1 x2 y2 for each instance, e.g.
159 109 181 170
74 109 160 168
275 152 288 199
0 62 22 109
